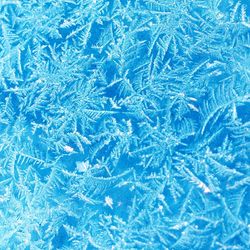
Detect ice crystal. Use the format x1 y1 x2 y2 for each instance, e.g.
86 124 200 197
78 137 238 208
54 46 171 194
0 0 249 249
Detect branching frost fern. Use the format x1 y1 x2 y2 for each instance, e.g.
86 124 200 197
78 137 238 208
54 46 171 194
0 0 249 249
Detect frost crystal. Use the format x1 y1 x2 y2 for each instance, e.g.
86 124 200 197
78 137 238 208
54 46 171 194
0 0 249 249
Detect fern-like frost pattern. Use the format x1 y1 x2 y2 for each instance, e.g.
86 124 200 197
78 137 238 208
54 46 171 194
0 0 249 249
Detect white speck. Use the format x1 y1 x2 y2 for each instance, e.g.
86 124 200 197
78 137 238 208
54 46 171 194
76 161 90 172
198 182 211 193
158 205 163 212
105 196 113 209
158 194 165 200
64 145 74 153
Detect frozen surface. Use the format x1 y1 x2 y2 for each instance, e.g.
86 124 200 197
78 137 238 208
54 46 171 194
0 0 249 249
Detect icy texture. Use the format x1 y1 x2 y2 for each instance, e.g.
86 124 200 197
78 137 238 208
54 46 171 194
0 0 249 249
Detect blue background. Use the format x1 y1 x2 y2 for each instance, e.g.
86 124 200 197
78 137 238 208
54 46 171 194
0 0 249 249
